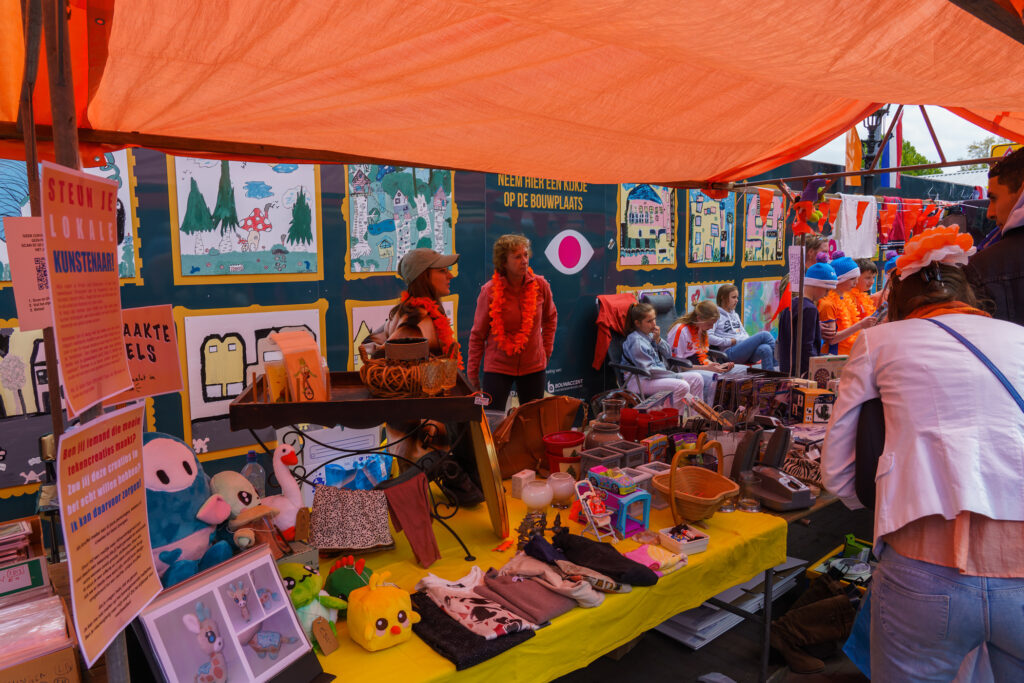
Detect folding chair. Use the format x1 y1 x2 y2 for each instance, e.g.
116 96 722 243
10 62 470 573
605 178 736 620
640 291 728 363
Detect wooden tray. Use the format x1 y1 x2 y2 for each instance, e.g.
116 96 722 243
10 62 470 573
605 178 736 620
229 371 482 431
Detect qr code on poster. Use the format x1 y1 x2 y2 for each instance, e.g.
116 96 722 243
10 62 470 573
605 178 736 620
34 257 48 290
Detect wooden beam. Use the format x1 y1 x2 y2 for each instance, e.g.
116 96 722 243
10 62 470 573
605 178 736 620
919 105 947 163
41 0 79 169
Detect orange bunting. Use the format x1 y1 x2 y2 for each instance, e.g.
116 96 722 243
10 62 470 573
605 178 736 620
855 200 869 228
757 188 773 226
828 198 841 225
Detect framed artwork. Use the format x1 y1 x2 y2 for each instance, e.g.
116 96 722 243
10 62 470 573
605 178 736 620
684 281 732 312
742 190 786 266
168 157 324 285
173 300 328 461
343 165 456 278
615 282 678 303
344 295 459 371
685 190 736 267
138 546 310 683
742 277 783 337
0 152 142 287
615 184 677 270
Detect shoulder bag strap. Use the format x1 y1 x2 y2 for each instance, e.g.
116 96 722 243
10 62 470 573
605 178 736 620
925 318 1024 413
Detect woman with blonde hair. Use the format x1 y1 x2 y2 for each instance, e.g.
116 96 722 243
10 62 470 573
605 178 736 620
667 301 734 403
709 284 778 370
468 234 557 412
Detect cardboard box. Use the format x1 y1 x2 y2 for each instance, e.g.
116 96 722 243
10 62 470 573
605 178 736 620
0 595 80 683
791 387 836 424
807 354 849 389
640 434 669 463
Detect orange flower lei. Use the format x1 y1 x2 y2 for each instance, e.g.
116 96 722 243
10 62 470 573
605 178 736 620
400 292 463 368
489 268 540 356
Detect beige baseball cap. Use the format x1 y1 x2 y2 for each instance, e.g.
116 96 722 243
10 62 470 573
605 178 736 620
398 248 459 283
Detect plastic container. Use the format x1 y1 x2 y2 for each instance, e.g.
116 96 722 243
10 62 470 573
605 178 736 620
606 440 646 469
543 431 586 458
638 461 671 509
241 451 266 498
579 447 623 479
658 524 710 554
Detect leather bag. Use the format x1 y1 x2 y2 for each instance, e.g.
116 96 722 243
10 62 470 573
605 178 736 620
492 395 586 478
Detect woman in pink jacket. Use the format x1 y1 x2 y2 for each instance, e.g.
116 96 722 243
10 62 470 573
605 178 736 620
469 234 558 412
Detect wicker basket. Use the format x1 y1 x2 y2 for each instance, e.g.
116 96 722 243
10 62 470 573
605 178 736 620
358 347 424 398
651 433 738 524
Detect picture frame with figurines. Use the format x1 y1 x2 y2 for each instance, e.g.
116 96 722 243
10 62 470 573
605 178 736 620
135 546 324 683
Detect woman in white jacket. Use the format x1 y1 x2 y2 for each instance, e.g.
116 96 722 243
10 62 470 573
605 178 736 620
709 284 777 370
821 227 1024 681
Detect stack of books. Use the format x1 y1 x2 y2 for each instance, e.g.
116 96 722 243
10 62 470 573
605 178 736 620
0 520 33 566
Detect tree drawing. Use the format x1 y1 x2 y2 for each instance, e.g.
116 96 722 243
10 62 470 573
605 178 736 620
212 160 240 235
180 177 214 234
287 189 313 246
0 353 27 415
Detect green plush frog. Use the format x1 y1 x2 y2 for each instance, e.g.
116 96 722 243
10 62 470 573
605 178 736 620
278 563 347 650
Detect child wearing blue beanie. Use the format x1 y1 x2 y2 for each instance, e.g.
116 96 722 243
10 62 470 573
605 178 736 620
779 261 838 376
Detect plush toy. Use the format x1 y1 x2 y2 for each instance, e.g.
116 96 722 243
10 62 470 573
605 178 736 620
346 571 420 652
324 555 373 601
210 470 291 558
262 443 305 540
278 562 347 650
142 433 235 587
792 177 830 235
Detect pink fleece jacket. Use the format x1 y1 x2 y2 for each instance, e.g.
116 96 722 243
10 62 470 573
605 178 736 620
468 272 557 380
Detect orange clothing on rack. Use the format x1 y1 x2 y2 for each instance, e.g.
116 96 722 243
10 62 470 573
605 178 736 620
817 290 858 355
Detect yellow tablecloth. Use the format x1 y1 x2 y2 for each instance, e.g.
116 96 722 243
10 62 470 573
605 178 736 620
318 495 787 683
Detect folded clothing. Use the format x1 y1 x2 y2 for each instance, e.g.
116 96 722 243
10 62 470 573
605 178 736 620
554 559 631 593
552 528 659 586
475 568 576 624
524 534 567 564
498 553 604 608
624 545 687 576
416 566 537 639
410 592 534 670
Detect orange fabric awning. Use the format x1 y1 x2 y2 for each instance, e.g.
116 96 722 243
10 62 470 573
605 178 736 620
3 0 1024 182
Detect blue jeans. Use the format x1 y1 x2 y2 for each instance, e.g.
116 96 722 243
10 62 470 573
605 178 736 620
724 331 777 370
870 546 1024 682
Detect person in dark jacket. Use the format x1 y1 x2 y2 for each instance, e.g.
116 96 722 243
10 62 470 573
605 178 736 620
965 147 1024 325
778 261 837 376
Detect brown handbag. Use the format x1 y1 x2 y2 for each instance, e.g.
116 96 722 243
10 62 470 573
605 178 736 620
492 395 587 478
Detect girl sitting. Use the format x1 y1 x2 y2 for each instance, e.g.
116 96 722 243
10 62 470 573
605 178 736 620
667 301 734 403
620 303 704 410
709 284 778 370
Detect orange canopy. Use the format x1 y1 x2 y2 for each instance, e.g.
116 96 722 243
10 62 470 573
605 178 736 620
3 0 1024 182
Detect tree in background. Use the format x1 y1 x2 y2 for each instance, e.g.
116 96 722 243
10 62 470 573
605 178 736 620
901 140 942 176
287 189 313 246
963 135 1012 170
212 160 240 235
181 177 214 234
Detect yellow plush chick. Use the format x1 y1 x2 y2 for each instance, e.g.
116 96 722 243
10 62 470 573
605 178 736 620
346 571 420 652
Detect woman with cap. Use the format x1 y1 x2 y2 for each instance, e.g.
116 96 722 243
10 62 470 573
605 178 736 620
821 226 1024 680
468 234 557 411
817 253 876 355
382 247 461 360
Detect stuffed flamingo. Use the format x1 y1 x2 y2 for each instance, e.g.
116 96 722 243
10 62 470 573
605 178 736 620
264 443 304 541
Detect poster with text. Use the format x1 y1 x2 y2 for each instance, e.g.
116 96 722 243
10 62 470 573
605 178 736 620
1 152 141 287
345 296 458 370
742 192 786 266
685 190 736 267
5 217 51 330
344 165 455 277
41 162 132 416
109 305 183 403
58 404 160 667
615 184 677 270
742 277 783 337
168 157 323 284
685 281 732 312
175 301 327 459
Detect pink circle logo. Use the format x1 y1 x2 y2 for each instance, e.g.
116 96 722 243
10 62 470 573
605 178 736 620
544 230 594 275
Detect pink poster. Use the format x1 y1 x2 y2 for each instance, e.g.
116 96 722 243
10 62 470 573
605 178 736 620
6 217 52 331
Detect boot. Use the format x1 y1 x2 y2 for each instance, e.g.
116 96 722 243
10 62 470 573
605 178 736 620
789 576 848 611
770 594 856 674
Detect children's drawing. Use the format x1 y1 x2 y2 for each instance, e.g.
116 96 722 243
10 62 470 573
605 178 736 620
615 184 677 270
169 158 323 284
175 301 328 460
742 278 783 337
345 296 458 371
685 281 732 312
0 320 50 489
1 151 141 285
615 282 678 304
685 190 736 267
742 192 786 266
344 165 455 277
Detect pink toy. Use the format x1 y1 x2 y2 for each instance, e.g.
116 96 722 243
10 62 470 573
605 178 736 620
182 602 227 683
263 443 304 541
